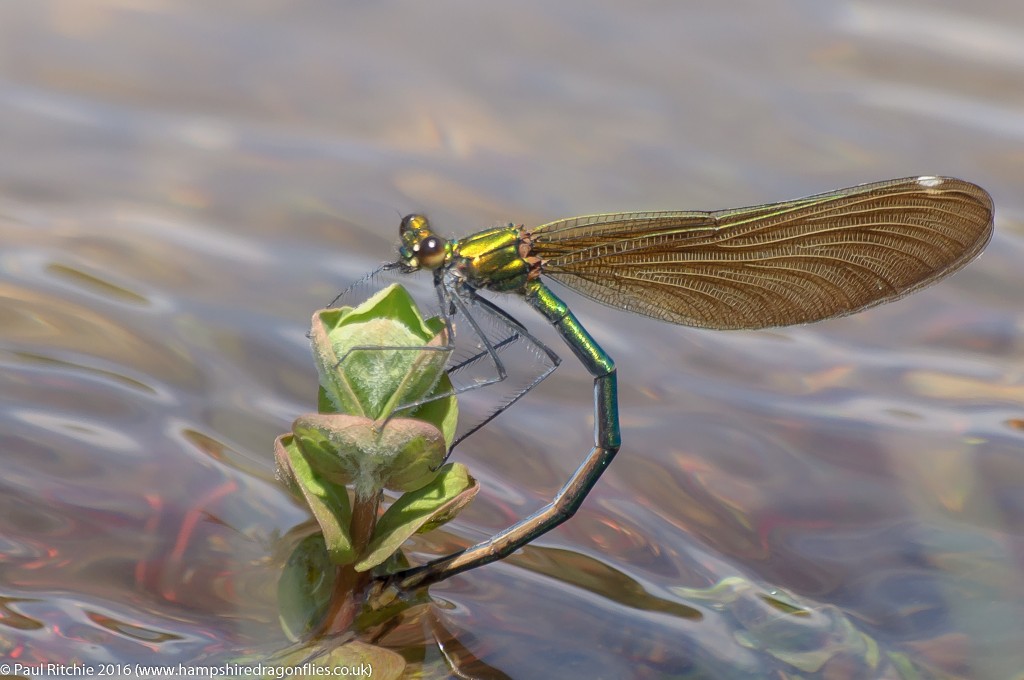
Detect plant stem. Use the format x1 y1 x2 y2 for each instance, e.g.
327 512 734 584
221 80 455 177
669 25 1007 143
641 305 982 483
317 489 382 636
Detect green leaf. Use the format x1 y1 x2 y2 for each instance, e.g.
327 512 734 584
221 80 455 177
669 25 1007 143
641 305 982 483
309 284 453 421
356 463 478 572
338 284 436 340
413 372 459 450
316 385 337 414
293 414 446 498
336 320 439 419
275 434 354 564
277 533 335 642
289 422 355 486
309 308 364 417
315 356 457 444
273 434 304 501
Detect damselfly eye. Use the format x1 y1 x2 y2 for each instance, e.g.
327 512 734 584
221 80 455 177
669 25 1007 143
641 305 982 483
399 214 439 269
415 235 447 269
400 214 430 236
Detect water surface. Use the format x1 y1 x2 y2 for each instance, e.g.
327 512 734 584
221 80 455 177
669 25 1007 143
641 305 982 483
0 1 1022 677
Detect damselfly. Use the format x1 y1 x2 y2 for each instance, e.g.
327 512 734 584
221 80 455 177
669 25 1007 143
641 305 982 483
347 176 993 587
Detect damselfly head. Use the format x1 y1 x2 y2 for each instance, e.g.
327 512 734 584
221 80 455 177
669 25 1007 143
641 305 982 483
399 213 449 270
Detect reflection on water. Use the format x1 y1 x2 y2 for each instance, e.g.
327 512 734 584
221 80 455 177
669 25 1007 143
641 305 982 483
0 0 1022 677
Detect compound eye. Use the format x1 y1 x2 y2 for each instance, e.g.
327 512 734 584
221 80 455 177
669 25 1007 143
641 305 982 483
400 214 429 236
415 235 447 269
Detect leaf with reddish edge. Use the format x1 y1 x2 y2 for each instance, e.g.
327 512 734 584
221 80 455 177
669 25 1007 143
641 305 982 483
275 434 354 565
292 413 446 499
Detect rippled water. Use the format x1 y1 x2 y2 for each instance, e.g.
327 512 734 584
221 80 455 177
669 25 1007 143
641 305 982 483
1 1 1022 677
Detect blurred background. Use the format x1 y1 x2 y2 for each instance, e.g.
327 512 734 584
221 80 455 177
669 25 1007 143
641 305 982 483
0 1 1021 677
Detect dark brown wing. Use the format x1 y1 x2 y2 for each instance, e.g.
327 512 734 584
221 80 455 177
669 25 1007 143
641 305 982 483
531 176 993 329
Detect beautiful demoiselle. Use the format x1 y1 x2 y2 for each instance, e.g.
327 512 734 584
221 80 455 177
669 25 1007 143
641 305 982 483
347 176 993 587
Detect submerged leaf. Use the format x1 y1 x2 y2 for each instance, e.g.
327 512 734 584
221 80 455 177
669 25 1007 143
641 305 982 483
266 639 406 680
278 533 335 642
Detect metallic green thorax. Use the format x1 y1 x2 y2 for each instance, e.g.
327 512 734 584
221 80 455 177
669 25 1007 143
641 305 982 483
450 225 539 293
